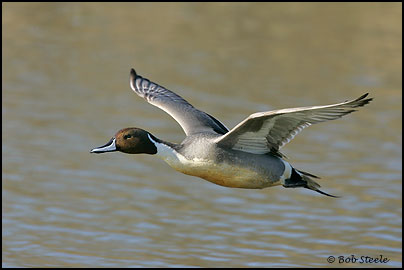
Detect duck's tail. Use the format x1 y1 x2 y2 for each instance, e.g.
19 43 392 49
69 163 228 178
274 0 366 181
283 168 340 198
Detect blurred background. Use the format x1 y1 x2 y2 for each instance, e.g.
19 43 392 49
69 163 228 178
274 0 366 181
2 2 402 267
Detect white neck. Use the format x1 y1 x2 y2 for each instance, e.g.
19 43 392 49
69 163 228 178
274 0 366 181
147 134 185 164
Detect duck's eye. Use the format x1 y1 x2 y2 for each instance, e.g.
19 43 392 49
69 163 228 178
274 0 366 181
124 134 132 140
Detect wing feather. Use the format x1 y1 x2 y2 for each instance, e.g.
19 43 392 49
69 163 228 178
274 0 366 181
215 94 372 155
130 69 228 136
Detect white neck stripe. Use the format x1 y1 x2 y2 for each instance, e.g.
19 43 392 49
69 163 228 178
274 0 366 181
147 134 185 163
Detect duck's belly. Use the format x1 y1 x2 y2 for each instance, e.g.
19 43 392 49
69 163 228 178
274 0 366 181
167 158 280 189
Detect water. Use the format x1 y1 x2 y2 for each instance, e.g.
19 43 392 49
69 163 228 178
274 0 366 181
3 2 402 267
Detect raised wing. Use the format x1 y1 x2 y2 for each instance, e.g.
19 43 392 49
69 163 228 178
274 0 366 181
129 69 228 136
215 93 372 156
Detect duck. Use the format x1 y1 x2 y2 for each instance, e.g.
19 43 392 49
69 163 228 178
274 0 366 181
91 68 372 197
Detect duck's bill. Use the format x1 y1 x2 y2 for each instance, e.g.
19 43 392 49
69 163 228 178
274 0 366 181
90 138 117 153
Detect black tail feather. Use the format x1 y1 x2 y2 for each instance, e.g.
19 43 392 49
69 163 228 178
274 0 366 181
296 169 320 179
312 188 341 198
284 168 340 198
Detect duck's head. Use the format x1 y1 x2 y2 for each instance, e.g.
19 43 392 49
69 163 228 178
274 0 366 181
90 128 158 154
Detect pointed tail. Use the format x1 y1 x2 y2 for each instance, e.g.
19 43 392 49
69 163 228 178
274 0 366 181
283 168 340 198
302 174 340 198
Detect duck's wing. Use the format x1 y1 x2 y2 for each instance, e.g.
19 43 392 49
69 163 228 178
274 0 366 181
214 94 372 156
129 69 228 136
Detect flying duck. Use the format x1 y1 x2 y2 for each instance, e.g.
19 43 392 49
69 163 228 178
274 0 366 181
91 69 372 197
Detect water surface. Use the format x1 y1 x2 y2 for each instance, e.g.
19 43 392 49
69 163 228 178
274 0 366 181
3 2 402 267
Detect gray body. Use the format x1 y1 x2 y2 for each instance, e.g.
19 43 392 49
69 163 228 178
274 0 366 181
91 68 372 196
169 133 285 189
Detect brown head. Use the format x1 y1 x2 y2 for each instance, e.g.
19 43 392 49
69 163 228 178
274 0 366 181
90 128 158 154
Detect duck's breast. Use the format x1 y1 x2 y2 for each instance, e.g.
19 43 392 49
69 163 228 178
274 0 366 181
168 142 285 189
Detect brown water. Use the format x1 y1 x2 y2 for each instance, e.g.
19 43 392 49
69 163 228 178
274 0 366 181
3 2 402 267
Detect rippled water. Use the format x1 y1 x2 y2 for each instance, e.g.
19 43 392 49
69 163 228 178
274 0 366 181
3 2 402 267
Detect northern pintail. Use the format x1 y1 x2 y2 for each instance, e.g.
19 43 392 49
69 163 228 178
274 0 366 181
91 69 372 197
